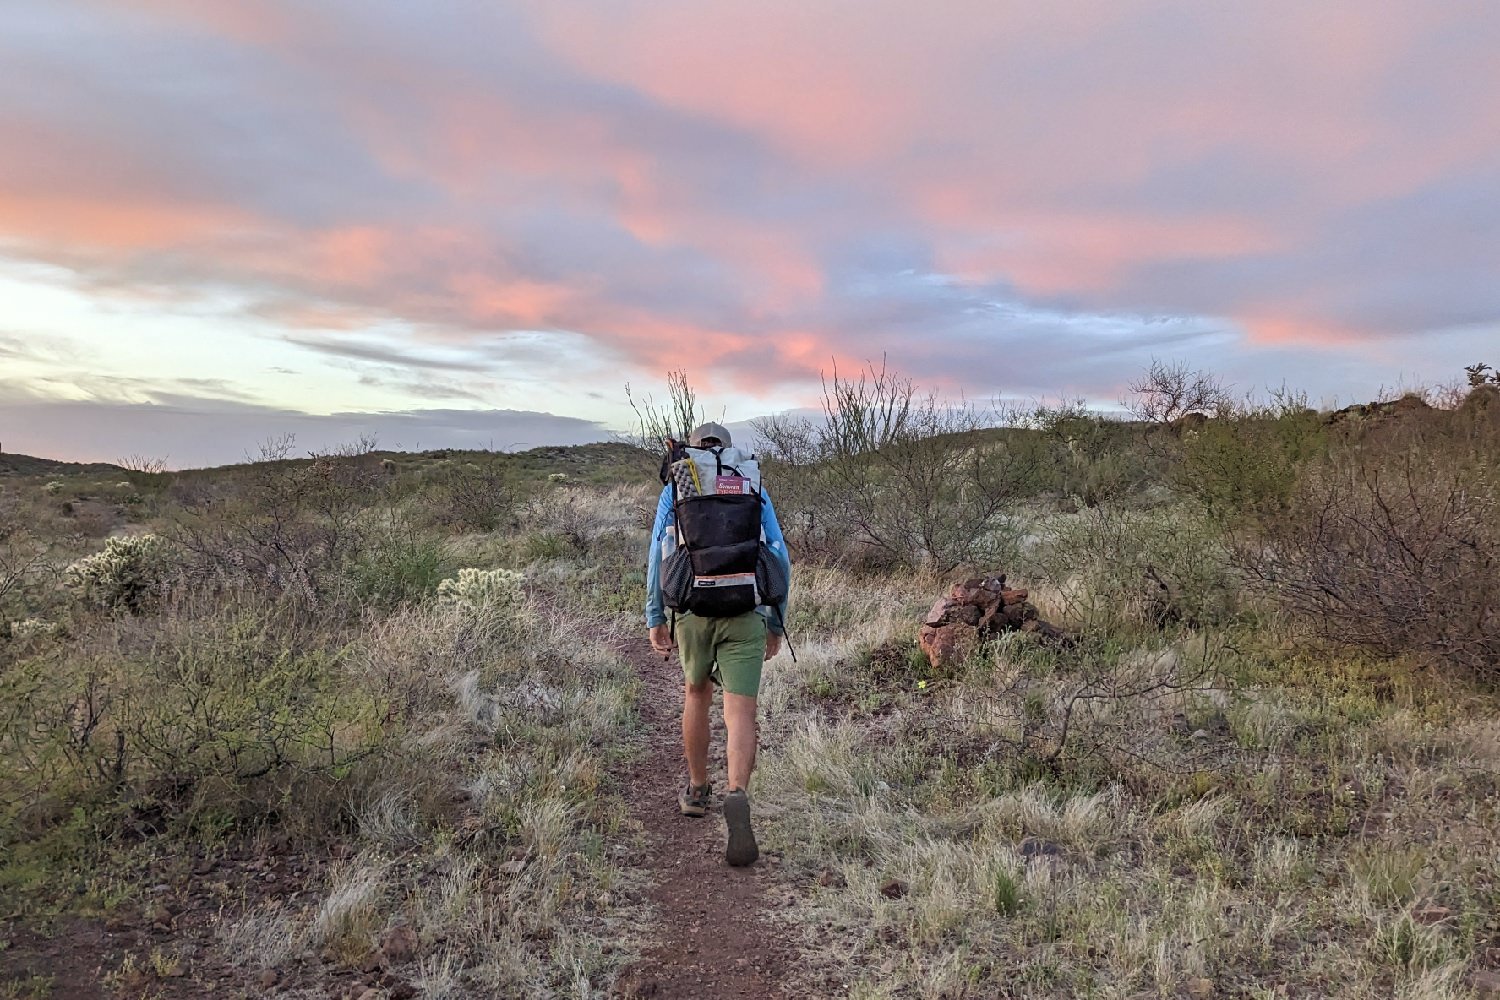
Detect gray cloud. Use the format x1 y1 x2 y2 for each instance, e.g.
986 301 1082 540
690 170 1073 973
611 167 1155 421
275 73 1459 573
284 335 496 373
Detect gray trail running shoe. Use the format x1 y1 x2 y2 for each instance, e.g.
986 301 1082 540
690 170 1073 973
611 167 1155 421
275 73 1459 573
723 788 758 867
678 782 713 818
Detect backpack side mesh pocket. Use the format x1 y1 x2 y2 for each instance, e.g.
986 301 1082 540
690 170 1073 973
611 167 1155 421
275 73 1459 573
662 547 694 612
755 542 789 605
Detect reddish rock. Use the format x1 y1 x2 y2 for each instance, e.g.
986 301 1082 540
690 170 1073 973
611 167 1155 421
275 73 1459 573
950 580 989 602
922 573 1063 665
919 623 979 670
878 878 908 899
950 602 983 626
924 598 953 626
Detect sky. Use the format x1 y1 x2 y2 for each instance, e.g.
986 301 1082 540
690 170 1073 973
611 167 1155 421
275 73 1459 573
2 1 1498 467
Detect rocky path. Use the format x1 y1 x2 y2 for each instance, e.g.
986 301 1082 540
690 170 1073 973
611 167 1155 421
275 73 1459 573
613 638 797 1000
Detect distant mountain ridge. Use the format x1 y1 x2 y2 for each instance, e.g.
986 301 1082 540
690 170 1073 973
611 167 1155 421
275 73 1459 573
0 441 654 485
0 452 128 477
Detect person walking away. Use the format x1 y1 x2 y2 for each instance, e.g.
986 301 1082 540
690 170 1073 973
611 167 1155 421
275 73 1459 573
644 421 791 866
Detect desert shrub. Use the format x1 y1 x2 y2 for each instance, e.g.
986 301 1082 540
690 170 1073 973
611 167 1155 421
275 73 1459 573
344 531 447 611
0 495 56 621
0 599 390 835
512 483 644 563
419 459 515 533
1176 393 1328 524
1020 506 1239 632
1124 358 1231 425
1026 399 1162 507
42 481 63 496
625 367 702 451
64 533 170 612
894 628 1226 786
757 362 1043 571
1464 361 1500 387
167 438 389 609
1235 405 1500 679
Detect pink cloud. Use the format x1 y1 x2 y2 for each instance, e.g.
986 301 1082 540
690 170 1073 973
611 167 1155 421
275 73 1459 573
0 192 256 252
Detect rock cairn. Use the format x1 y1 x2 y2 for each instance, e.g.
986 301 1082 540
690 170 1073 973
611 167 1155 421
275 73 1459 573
918 574 1063 670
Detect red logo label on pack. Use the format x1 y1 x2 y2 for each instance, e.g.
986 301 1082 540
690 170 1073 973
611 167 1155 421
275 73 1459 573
715 475 751 495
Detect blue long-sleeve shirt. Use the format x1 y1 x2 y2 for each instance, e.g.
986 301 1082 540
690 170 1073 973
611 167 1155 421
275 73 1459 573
645 484 791 634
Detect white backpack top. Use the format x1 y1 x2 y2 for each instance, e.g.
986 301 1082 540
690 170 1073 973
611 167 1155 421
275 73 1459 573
672 445 761 497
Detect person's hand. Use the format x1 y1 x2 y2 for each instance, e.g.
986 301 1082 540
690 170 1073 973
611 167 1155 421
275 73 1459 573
765 631 782 660
649 623 675 658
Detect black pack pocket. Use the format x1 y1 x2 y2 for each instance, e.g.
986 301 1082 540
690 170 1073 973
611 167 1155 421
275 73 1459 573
675 493 761 551
662 548 694 611
690 539 760 577
687 580 759 618
755 543 789 604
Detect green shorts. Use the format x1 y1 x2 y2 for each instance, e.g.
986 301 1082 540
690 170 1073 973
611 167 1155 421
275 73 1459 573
676 611 766 698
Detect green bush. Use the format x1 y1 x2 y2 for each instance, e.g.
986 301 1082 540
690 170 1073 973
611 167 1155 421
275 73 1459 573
0 604 389 836
1236 405 1500 679
345 534 446 610
1176 400 1327 524
1021 506 1239 632
1027 400 1162 508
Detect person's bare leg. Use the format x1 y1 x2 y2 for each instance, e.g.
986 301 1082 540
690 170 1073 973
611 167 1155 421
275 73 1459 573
722 691 760 866
683 679 712 788
722 692 759 791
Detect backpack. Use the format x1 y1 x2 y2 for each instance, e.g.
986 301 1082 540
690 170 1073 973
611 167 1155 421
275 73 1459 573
659 442 789 619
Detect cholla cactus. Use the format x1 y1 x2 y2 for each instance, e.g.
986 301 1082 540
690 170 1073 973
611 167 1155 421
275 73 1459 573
547 472 568 483
7 618 57 640
43 481 64 496
437 567 525 613
65 533 168 610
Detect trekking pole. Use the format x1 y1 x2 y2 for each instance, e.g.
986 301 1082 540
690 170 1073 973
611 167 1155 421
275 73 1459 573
772 606 798 663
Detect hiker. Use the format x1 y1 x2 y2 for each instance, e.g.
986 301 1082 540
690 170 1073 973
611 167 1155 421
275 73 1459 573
645 421 791 867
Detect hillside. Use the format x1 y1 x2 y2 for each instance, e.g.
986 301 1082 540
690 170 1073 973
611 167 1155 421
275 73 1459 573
3 440 655 486
0 451 127 477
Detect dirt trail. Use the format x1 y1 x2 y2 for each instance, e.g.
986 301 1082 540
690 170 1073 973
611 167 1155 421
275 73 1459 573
614 638 798 1000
